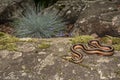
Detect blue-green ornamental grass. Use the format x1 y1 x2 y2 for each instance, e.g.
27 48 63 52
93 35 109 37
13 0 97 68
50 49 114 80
14 7 65 38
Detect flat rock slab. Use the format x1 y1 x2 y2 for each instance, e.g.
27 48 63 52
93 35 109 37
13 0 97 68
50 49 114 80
0 38 120 80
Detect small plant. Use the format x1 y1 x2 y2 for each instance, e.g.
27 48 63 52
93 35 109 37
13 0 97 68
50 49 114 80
13 7 65 38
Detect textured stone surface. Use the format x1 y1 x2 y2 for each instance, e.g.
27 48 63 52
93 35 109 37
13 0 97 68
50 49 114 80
0 0 34 21
43 0 120 37
17 42 36 53
44 0 85 24
72 0 120 37
1 0 120 37
0 38 120 80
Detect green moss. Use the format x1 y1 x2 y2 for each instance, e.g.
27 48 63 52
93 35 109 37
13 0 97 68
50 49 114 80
0 45 5 50
0 32 5 36
71 35 94 44
101 35 120 44
71 35 120 51
0 32 19 43
38 42 50 49
0 44 17 51
5 43 17 51
113 44 120 51
101 36 120 51
100 36 112 44
112 37 120 44
0 32 18 51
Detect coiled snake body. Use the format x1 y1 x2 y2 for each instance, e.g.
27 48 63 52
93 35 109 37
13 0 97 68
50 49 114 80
63 40 114 63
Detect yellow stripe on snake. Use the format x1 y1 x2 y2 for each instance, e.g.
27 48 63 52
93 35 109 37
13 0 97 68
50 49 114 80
62 40 114 64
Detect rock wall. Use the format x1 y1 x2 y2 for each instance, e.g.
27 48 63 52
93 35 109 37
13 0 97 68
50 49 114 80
72 0 120 37
49 0 120 37
0 0 120 37
0 38 120 80
0 0 34 23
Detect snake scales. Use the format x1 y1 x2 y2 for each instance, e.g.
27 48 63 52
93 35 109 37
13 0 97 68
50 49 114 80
63 40 114 63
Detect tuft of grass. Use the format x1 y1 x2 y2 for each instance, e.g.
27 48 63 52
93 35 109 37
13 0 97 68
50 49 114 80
0 32 18 51
71 35 94 44
13 6 65 38
0 32 19 43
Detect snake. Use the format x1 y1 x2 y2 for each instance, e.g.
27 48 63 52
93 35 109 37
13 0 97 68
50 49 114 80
62 40 114 64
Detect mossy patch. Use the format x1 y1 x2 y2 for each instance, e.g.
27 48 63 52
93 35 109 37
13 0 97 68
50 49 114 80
71 35 120 51
101 36 120 51
113 44 120 51
38 41 50 49
5 43 17 51
111 37 120 44
100 35 120 44
0 32 19 43
71 35 94 44
0 32 18 51
100 36 112 44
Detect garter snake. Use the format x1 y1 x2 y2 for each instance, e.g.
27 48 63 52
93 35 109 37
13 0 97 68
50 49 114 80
62 40 114 64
